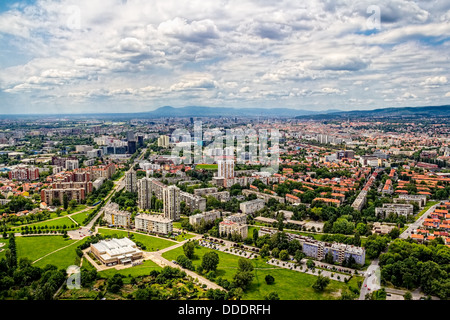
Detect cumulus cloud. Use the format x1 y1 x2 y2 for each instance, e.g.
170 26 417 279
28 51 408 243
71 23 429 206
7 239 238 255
0 0 449 113
421 76 447 87
158 17 220 43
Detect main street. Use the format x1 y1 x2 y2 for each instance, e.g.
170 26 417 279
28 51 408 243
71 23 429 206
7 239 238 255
400 201 440 239
70 148 146 239
359 258 381 300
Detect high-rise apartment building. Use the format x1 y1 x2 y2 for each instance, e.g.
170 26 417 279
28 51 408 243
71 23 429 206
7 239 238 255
125 169 137 193
157 135 170 148
217 159 234 179
137 177 152 210
163 185 180 221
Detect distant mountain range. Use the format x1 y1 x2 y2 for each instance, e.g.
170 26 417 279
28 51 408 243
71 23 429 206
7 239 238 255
134 106 341 118
296 105 450 120
2 104 450 119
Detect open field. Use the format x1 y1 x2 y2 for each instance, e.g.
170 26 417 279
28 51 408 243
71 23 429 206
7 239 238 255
33 238 88 269
195 164 218 170
16 235 77 264
99 259 162 280
71 209 93 226
162 244 353 300
97 227 177 251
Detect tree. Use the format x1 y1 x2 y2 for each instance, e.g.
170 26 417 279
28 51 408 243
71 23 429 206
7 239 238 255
260 244 270 258
294 250 306 264
389 228 400 240
233 258 254 291
403 291 412 300
312 275 330 292
271 247 280 258
306 259 315 270
265 274 275 285
183 241 195 259
288 240 302 255
279 250 289 261
176 255 195 271
265 291 280 300
63 194 69 210
252 228 259 244
324 251 334 264
201 251 219 272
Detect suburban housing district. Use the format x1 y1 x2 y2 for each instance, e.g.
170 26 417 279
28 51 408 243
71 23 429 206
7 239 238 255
0 111 449 301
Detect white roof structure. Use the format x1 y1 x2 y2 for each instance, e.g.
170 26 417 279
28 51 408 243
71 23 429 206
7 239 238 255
92 238 141 260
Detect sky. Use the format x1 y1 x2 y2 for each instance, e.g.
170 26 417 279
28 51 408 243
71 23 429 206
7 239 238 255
0 0 449 114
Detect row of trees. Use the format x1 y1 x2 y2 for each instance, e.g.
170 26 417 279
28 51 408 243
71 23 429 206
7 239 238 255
379 238 450 299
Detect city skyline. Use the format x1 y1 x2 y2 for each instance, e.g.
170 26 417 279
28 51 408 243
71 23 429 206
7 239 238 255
0 0 450 114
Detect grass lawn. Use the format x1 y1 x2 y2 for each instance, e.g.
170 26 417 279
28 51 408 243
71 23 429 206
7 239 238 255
173 217 188 229
174 233 196 241
15 216 77 230
248 226 260 239
71 210 92 226
98 259 162 281
162 245 350 300
414 201 439 221
33 237 88 269
196 164 218 170
97 227 177 251
49 205 87 218
16 235 77 264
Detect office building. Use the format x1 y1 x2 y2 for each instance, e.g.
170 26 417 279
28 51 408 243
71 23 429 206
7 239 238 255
127 140 137 155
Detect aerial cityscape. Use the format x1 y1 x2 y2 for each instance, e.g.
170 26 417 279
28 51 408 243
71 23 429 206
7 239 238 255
0 0 449 309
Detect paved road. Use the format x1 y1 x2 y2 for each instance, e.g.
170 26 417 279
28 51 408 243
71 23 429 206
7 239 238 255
400 202 440 239
359 259 381 300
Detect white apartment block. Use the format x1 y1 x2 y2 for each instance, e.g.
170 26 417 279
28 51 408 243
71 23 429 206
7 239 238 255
65 159 79 171
240 199 265 214
103 203 131 228
219 213 248 239
375 203 414 218
135 213 173 235
180 191 206 212
189 210 221 226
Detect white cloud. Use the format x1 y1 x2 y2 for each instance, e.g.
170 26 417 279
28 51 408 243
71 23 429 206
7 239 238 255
421 76 448 87
0 0 449 113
